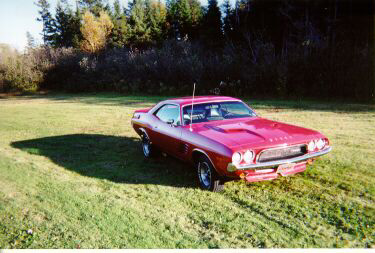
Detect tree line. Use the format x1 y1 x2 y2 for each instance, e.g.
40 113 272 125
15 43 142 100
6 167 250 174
0 0 373 102
36 0 213 51
35 0 374 52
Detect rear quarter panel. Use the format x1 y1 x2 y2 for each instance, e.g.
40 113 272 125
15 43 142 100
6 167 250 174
131 111 153 137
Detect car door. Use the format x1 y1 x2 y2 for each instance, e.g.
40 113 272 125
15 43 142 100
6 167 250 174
151 104 182 157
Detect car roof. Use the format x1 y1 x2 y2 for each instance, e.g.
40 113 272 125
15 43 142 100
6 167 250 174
166 96 241 106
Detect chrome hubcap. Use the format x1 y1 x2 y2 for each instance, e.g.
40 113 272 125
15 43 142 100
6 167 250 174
142 137 150 157
198 162 211 188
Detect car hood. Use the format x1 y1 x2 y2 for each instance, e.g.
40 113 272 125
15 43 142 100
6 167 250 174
193 117 320 149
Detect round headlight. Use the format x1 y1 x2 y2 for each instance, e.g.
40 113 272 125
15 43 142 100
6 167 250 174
307 140 316 152
316 139 325 150
243 150 254 164
232 152 242 165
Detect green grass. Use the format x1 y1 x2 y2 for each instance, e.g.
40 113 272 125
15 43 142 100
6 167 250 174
0 93 374 248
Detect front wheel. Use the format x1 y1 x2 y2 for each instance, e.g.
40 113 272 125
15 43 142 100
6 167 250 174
141 134 155 158
196 156 225 192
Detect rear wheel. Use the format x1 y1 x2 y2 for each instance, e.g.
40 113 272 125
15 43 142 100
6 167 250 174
196 155 225 192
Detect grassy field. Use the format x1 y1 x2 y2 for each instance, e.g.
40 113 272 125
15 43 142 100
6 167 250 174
0 93 374 248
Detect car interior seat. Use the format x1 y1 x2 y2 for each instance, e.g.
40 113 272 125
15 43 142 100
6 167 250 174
207 108 221 117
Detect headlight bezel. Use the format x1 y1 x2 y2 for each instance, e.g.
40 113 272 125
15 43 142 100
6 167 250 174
308 138 328 152
243 150 254 164
232 152 242 165
307 140 316 152
316 138 325 150
232 150 255 165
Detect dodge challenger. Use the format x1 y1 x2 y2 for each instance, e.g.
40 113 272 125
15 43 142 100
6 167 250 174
131 96 332 192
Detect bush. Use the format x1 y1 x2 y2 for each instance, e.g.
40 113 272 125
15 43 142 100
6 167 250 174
0 47 57 92
0 40 372 102
0 55 40 92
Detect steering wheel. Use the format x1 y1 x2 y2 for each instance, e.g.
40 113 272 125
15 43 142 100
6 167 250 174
223 112 236 118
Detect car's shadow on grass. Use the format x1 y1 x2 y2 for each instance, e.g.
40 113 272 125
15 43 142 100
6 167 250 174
11 134 197 188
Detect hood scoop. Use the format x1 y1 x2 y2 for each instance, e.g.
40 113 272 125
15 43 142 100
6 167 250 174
204 125 226 133
203 124 265 139
205 124 249 133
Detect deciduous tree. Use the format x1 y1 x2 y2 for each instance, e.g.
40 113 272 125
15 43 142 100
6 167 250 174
80 10 114 53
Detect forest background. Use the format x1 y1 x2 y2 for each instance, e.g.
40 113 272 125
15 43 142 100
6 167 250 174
0 0 374 102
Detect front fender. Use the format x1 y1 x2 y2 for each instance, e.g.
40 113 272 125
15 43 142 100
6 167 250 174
181 129 232 177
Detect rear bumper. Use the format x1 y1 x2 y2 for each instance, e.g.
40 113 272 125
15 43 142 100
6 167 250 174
227 146 332 172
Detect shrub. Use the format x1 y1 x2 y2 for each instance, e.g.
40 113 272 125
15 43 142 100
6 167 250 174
0 39 372 102
0 52 42 92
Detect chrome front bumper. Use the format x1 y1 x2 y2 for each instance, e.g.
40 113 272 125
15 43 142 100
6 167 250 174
227 146 332 172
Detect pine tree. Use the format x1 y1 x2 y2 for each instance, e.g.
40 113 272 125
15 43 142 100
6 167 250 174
202 0 222 47
128 0 151 49
71 4 83 48
78 0 104 16
38 0 81 48
109 0 129 48
35 0 55 45
178 0 192 39
189 0 203 39
222 0 233 39
167 0 202 40
166 0 180 39
26 31 36 49
113 0 122 17
146 0 167 44
54 1 73 47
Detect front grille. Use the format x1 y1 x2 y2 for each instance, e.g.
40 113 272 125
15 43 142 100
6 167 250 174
257 144 307 163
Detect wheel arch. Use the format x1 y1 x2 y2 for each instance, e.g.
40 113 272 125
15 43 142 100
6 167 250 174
191 148 219 174
138 127 150 140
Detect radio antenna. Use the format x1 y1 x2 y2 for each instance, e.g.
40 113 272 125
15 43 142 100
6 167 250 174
189 83 196 132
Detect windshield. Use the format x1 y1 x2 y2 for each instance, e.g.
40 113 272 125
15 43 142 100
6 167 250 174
182 101 256 125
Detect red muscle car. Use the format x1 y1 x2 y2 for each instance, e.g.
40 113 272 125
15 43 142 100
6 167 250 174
131 96 332 192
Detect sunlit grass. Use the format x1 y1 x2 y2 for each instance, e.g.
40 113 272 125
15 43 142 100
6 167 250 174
0 93 374 248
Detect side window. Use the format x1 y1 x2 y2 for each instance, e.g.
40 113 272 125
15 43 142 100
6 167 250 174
154 104 180 125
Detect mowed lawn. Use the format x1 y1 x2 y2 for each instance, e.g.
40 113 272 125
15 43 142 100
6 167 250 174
0 93 374 248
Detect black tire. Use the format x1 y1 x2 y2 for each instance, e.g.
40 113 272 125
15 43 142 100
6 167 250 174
196 155 225 192
141 133 156 158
